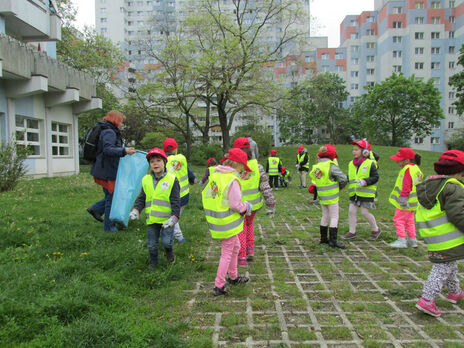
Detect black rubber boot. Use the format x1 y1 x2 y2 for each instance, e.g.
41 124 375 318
328 227 345 249
164 247 175 263
320 225 329 244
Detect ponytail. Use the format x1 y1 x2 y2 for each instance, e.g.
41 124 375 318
414 154 421 166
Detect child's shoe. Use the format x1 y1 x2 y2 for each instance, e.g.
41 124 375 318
165 248 175 264
342 232 356 240
238 257 247 266
227 276 250 285
389 238 407 248
416 298 442 317
213 285 229 296
369 228 382 240
407 237 418 248
446 290 464 304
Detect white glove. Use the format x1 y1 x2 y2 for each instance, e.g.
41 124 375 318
244 201 253 216
129 209 139 220
355 179 367 187
398 196 409 208
266 206 276 219
295 164 299 169
162 215 178 229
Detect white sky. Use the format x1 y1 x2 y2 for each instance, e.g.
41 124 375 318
75 0 374 47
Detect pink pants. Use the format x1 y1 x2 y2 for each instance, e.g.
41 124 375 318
321 202 339 228
215 234 240 288
238 211 256 261
393 208 416 239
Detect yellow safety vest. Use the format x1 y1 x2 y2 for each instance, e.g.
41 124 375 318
208 166 216 177
389 164 423 210
142 172 176 225
348 159 377 199
297 153 310 170
167 153 189 198
268 157 280 176
310 159 340 205
202 171 244 239
239 159 263 211
282 170 289 181
416 178 464 251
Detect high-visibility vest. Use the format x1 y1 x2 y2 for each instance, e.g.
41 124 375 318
389 164 423 210
281 170 289 181
167 153 189 198
239 159 263 211
142 172 176 225
416 178 464 251
310 159 340 205
202 171 244 239
268 157 280 176
208 166 216 177
369 152 378 168
348 159 377 198
297 153 310 170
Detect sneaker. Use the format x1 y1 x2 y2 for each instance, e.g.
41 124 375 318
238 257 247 266
213 285 229 296
227 276 250 285
389 238 407 248
416 298 441 317
87 207 103 222
446 290 464 304
165 249 175 264
342 232 357 240
407 238 418 248
246 254 254 261
369 228 382 240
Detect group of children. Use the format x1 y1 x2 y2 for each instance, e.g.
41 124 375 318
125 134 463 316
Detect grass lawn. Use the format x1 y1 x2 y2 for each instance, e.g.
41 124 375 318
1 144 462 347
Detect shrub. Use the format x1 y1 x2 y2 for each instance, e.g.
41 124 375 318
189 143 224 165
0 139 30 192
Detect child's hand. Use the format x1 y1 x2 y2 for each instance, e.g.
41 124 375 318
355 179 367 187
129 209 139 220
162 216 178 228
398 196 409 208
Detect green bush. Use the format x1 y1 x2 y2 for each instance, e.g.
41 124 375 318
0 139 30 192
446 129 464 150
189 142 224 165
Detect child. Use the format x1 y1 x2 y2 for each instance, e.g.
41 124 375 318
415 150 464 317
388 148 423 248
342 139 381 240
266 149 282 189
130 148 180 269
309 144 348 248
233 137 276 266
280 166 291 188
200 158 217 185
296 146 310 189
202 148 252 296
164 138 196 243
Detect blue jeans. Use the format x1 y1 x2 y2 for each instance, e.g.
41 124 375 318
91 188 117 232
147 223 174 263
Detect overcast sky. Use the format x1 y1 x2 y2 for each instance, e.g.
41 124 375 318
75 0 374 47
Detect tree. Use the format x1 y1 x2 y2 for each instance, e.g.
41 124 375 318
351 73 444 146
449 45 464 115
278 73 349 144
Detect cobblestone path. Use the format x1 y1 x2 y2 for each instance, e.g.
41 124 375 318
185 192 464 347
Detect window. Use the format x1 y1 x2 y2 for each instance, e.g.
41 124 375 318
431 1 440 8
367 82 375 87
100 28 107 33
366 42 375 49
449 31 455 38
367 16 374 23
434 77 440 85
100 0 106 3
393 65 402 73
431 47 440 54
415 62 424 69
450 0 455 8
449 61 455 69
366 29 375 36
431 62 440 69
15 116 41 156
393 50 402 58
415 32 424 39
350 97 356 102
431 32 440 39
431 137 440 144
335 53 344 59
431 17 441 24
415 47 424 54
393 36 402 43
351 58 359 65
393 21 402 28
351 20 358 26
415 2 424 9
366 55 375 62
350 33 359 39
304 56 314 62
415 17 424 24
137 1 143 5
321 65 329 72
392 7 403 14
449 91 455 99
321 53 329 60
415 137 424 144
128 30 134 35
51 123 70 157
449 46 455 54
449 16 455 23
449 122 455 129
449 107 455 114
350 83 359 90
367 68 375 75
352 46 359 53
351 71 359 77
100 18 107 23
100 7 107 13
336 65 343 72
128 21 133 26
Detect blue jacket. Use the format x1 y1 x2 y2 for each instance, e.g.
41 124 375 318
90 121 127 181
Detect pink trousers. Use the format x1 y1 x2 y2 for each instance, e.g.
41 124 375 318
215 234 240 288
393 208 416 239
321 202 339 228
238 211 257 261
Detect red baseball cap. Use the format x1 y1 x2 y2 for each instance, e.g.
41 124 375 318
297 146 304 153
281 166 286 174
390 148 415 161
351 139 371 150
220 148 251 172
163 138 178 151
439 150 464 165
207 158 217 166
318 144 338 160
233 137 251 149
146 147 167 161
270 149 277 155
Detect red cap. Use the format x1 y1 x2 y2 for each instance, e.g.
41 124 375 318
351 139 371 150
281 166 286 174
163 138 178 151
220 148 251 172
146 147 167 161
297 146 304 153
207 158 217 166
270 149 277 155
318 144 338 160
233 137 251 149
438 150 464 165
390 148 415 161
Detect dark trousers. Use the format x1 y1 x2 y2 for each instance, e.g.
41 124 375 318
269 175 279 188
147 223 174 263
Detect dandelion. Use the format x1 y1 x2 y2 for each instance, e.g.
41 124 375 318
80 252 89 256
17 228 20 231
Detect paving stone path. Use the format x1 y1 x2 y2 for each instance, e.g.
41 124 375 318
185 192 464 347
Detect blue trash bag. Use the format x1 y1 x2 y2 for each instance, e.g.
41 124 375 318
110 150 148 227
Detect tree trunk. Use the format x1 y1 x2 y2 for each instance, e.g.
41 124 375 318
185 113 192 159
218 107 230 150
202 99 211 144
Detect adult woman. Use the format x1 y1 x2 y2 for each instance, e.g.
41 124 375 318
87 111 135 232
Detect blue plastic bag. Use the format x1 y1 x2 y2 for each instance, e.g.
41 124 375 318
110 150 148 227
